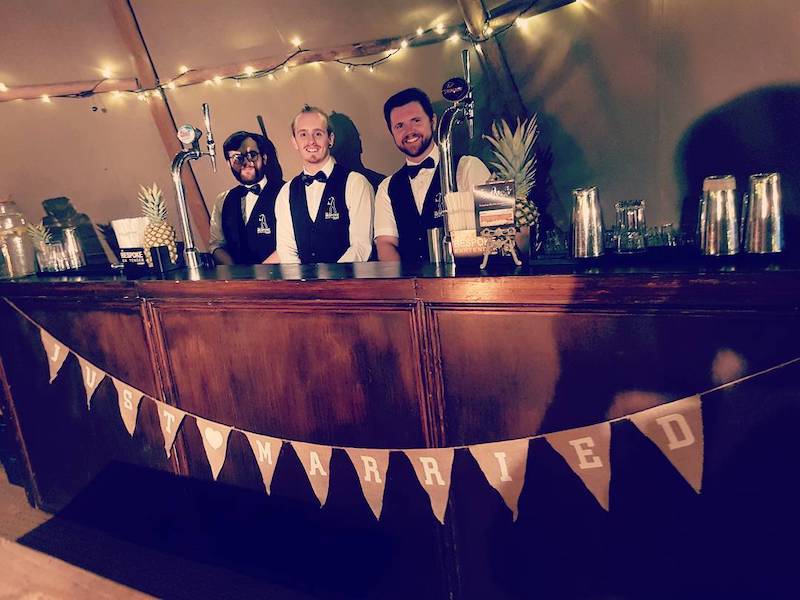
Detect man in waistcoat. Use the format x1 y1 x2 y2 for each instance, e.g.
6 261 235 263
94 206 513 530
209 131 285 264
374 88 491 262
275 106 373 264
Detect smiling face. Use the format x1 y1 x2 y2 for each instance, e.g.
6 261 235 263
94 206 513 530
227 137 266 185
291 111 334 170
389 101 436 160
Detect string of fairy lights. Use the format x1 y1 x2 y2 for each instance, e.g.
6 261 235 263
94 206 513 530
0 0 572 103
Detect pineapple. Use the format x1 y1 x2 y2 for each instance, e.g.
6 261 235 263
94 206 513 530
483 116 540 228
138 183 178 267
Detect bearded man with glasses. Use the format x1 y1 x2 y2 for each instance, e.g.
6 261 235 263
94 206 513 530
208 131 285 265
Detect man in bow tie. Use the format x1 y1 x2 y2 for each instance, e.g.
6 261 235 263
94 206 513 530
275 105 373 264
374 88 490 262
209 131 285 264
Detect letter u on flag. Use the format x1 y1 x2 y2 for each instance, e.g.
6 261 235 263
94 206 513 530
291 441 333 507
404 448 454 524
76 356 105 409
629 394 704 493
469 439 530 521
545 422 611 511
39 329 69 383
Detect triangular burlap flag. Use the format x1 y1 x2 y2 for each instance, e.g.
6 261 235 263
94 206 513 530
546 422 612 511
469 439 529 521
292 442 333 507
344 448 390 520
405 448 454 524
243 432 283 494
75 356 105 409
153 400 187 458
195 417 232 481
629 395 704 493
111 378 144 436
39 329 69 383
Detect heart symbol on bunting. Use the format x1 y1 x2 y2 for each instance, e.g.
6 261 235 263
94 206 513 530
205 427 224 450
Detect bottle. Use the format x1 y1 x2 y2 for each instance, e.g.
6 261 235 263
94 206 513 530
0 200 36 278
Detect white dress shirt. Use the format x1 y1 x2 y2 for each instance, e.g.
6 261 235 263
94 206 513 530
275 157 374 263
373 146 491 239
208 176 268 253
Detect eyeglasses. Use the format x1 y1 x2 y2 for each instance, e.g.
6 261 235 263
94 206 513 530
228 150 260 166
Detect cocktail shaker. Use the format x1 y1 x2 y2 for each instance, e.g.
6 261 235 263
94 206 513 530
742 172 783 254
698 176 739 256
572 187 605 258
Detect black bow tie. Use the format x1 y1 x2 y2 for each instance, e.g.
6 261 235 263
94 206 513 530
406 157 435 179
242 183 261 195
302 171 328 186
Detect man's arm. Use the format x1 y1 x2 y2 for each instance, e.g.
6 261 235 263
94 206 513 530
261 250 280 264
338 173 375 263
274 183 300 263
213 248 234 265
208 191 232 264
376 236 401 261
373 176 402 261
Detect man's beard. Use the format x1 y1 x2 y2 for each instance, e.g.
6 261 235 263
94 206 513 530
231 165 262 184
398 132 433 158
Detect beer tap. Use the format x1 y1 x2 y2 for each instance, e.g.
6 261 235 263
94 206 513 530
436 48 475 264
170 102 217 272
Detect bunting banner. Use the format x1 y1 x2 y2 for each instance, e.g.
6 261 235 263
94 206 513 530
628 394 704 493
75 355 105 410
405 448 454 524
153 399 187 459
111 378 144 437
291 441 333 507
39 329 68 383
195 418 232 481
8 299 798 526
344 448 390 520
469 439 529 521
545 423 612 511
243 432 283 494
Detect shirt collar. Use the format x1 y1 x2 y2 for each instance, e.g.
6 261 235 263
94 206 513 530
405 145 439 169
303 156 335 177
245 177 267 194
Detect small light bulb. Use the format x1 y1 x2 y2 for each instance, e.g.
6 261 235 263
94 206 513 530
290 36 302 47
0 82 8 92
166 81 176 90
449 33 459 43
101 69 113 79
204 79 212 86
235 80 241 88
514 17 523 28
112 90 121 98
137 92 145 101
400 39 408 49
416 27 424 36
369 65 375 73
435 23 445 34
344 65 353 72
268 73 275 80
244 65 255 77
213 75 223 85
179 65 190 74
41 94 51 103
283 65 289 73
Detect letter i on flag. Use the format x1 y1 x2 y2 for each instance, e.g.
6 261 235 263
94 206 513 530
629 395 704 493
469 439 530 521
39 329 69 383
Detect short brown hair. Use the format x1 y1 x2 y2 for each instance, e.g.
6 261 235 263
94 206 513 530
291 104 331 135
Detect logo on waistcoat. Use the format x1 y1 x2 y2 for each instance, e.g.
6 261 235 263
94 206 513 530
256 213 272 235
324 197 340 221
433 192 445 219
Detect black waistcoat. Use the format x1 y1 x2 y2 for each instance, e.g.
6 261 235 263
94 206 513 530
288 164 351 264
387 164 445 263
220 179 283 264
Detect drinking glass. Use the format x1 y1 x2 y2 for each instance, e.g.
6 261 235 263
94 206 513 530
615 199 646 253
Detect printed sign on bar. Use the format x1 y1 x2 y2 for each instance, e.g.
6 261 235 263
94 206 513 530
154 400 187 458
39 329 69 383
111 378 143 436
405 448 454 524
469 439 530 521
195 417 232 480
244 432 283 494
292 442 333 507
344 448 390 520
629 395 704 493
546 423 611 511
76 356 105 409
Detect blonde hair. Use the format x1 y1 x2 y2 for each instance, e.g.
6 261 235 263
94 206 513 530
291 104 331 135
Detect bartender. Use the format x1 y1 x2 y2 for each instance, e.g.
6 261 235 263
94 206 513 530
275 105 373 264
374 88 490 262
209 131 285 264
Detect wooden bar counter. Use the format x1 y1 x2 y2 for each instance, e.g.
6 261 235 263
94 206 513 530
2 259 799 598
